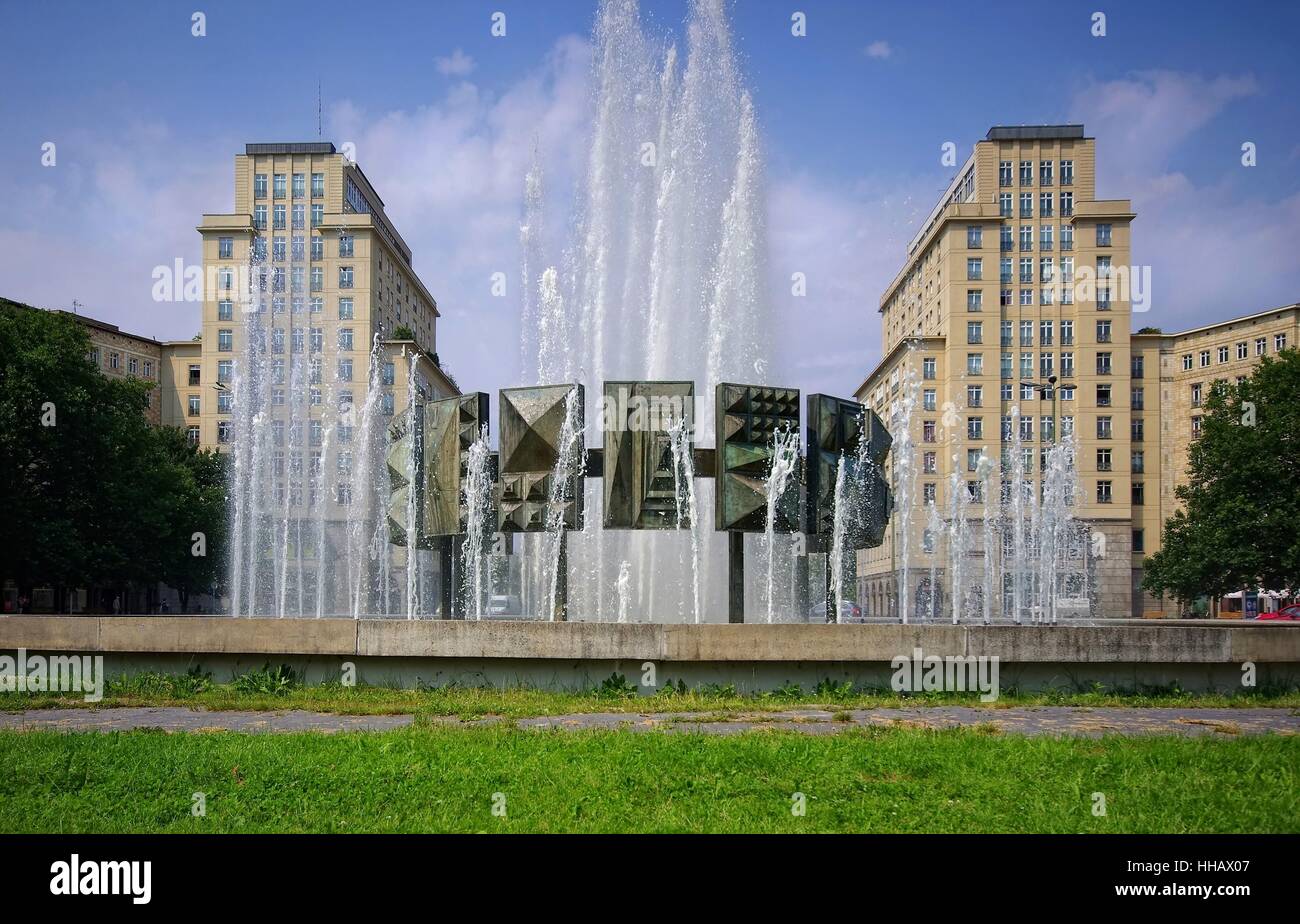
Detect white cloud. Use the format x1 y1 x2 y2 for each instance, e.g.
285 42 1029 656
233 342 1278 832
864 41 892 60
1068 70 1299 326
435 48 477 78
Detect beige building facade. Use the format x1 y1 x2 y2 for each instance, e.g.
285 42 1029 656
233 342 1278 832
854 125 1296 618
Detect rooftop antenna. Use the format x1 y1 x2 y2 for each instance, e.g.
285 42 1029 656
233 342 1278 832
317 79 322 138
71 299 82 315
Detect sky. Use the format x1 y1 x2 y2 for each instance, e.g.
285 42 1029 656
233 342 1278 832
2 0 1298 399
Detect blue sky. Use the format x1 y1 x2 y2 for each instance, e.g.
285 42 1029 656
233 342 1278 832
2 0 1298 397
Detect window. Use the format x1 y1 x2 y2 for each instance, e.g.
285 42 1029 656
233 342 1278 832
1060 224 1073 251
310 296 323 314
1131 386 1144 410
217 360 232 384
923 420 936 443
1096 383 1111 407
1019 257 1033 283
1217 346 1229 363
1039 192 1053 217
1096 223 1112 247
1256 337 1267 356
1039 257 1054 282
1020 192 1033 217
218 421 232 444
967 384 982 407
1182 354 1193 371
217 236 235 260
218 329 233 352
338 328 354 351
1019 160 1033 185
1060 160 1074 185
1039 160 1053 186
922 357 936 380
1040 225 1053 252
1020 351 1033 378
967 321 983 344
967 448 981 472
1131 449 1145 474
967 417 983 440
271 328 284 353
1131 355 1144 378
339 233 355 258
923 389 936 411
967 289 982 311
1000 288 1013 307
1096 352 1112 375
999 193 1012 217
216 298 234 321
1191 382 1202 406
999 161 1013 186
312 172 325 197
336 297 353 320
273 204 286 230
923 483 936 504
186 426 200 445
218 392 232 414
967 225 982 248
967 258 982 280
311 266 324 291
1040 352 1054 378
1097 416 1112 439
1000 352 1013 379
1040 415 1054 443
1097 480 1113 504
1276 333 1288 351
272 237 286 262
1061 320 1074 346
1060 256 1074 283
1096 448 1112 472
1039 320 1054 346
1132 418 1144 441
1200 350 1211 367
310 327 323 353
273 173 286 198
1132 528 1145 553
310 237 323 261
254 205 267 230
1096 320 1112 343
1000 227 1013 255
1060 192 1073 216
311 204 323 228
923 452 937 474
1019 417 1034 441
1020 288 1033 307
1192 415 1203 437
337 358 353 382
1236 341 1247 360
184 394 200 417
339 266 354 288
967 353 983 375
1132 482 1145 505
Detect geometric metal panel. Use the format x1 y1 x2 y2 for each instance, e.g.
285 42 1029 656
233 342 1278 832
602 380 694 529
714 382 800 532
421 392 490 537
386 410 424 547
806 393 892 547
497 383 585 532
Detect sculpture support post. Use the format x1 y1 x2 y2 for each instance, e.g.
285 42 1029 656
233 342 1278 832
824 552 837 624
728 531 744 623
439 537 454 619
553 532 569 622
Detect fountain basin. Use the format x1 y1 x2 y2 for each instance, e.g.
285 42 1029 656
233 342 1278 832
2 617 1296 694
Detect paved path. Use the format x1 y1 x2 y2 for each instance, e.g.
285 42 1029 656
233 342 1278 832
0 706 1296 737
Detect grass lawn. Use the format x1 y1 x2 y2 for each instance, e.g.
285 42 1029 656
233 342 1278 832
2 668 1298 718
0 724 1295 833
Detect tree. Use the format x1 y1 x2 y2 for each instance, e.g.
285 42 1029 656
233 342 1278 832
152 427 227 611
0 299 227 612
1143 349 1300 606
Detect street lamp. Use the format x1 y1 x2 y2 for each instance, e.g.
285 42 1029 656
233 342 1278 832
1019 374 1059 445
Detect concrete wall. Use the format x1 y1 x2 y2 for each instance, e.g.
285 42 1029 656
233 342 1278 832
2 617 1297 694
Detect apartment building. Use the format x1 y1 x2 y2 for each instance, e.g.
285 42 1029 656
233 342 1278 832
1131 304 1298 615
855 125 1137 618
64 311 195 428
196 142 456 451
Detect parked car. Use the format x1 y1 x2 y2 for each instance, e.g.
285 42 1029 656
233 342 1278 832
485 594 523 617
808 600 863 622
1254 603 1300 621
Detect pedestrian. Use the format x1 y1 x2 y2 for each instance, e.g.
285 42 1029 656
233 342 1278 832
112 594 121 615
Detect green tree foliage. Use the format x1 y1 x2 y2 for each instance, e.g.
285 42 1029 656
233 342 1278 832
1143 349 1300 604
0 299 226 611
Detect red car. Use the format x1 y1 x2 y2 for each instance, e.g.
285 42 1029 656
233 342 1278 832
1255 603 1300 621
